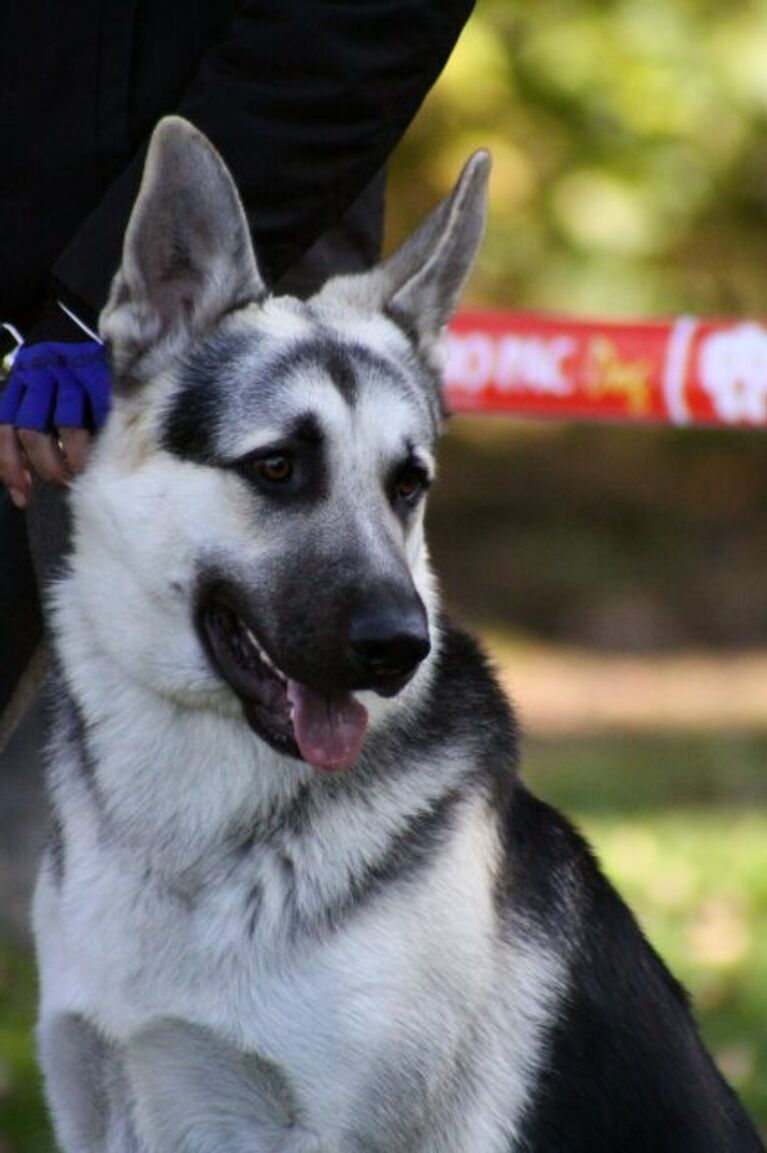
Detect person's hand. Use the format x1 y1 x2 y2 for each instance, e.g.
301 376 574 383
0 304 111 507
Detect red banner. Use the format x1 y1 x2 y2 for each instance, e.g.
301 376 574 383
445 311 767 428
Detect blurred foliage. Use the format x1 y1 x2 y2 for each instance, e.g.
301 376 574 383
389 5 767 650
428 418 767 649
389 0 767 317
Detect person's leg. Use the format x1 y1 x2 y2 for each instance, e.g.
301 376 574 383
0 492 43 715
25 482 73 596
0 689 49 942
0 485 68 942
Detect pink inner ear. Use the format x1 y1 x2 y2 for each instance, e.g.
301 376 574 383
105 119 265 379
153 274 203 328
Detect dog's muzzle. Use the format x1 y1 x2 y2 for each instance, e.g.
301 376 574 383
196 591 430 773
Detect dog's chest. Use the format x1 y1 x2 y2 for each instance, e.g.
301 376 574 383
38 828 494 1141
44 838 340 1027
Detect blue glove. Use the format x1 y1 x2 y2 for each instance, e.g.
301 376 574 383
0 302 112 507
0 341 111 432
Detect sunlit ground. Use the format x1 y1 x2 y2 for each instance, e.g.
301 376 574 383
1 639 765 1149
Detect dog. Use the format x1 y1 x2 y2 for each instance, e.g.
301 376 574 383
34 117 764 1153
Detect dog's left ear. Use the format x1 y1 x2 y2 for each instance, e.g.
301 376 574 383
100 117 265 388
318 151 490 369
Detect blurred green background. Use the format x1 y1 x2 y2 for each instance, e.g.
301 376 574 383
2 2 766 1148
388 0 767 318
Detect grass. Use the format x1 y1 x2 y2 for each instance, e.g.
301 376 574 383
0 948 49 1153
1 730 765 1149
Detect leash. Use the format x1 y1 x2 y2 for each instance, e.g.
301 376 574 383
446 311 767 429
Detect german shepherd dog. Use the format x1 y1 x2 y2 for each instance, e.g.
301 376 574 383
34 118 764 1153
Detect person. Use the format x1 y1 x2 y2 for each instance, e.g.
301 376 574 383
0 0 474 937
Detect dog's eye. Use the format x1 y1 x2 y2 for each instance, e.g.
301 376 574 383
391 464 429 509
255 454 293 483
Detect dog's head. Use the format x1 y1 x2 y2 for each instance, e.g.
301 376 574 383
73 117 488 772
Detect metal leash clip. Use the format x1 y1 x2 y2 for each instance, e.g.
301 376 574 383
0 322 24 382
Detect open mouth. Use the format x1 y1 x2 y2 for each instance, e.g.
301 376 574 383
198 601 369 772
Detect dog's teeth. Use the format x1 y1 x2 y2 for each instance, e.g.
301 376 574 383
244 625 286 682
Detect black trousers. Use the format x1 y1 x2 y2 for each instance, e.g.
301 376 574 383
0 497 42 710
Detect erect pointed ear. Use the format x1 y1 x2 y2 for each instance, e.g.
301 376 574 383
99 117 265 388
385 151 490 348
318 151 490 368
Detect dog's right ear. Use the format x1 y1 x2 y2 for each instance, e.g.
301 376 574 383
100 117 265 389
314 151 490 377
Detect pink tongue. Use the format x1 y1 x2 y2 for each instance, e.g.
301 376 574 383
286 681 369 772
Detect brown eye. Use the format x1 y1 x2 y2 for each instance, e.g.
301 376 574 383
396 474 420 500
257 454 293 482
393 465 428 507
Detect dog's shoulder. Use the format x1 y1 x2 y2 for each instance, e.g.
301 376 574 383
501 785 764 1152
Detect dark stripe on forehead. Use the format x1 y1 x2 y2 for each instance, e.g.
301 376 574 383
163 333 364 464
259 336 423 407
260 339 360 406
261 334 435 418
162 325 440 465
162 329 261 464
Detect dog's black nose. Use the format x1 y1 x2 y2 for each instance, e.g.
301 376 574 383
349 605 431 683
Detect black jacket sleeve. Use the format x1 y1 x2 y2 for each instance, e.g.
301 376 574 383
52 0 474 322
